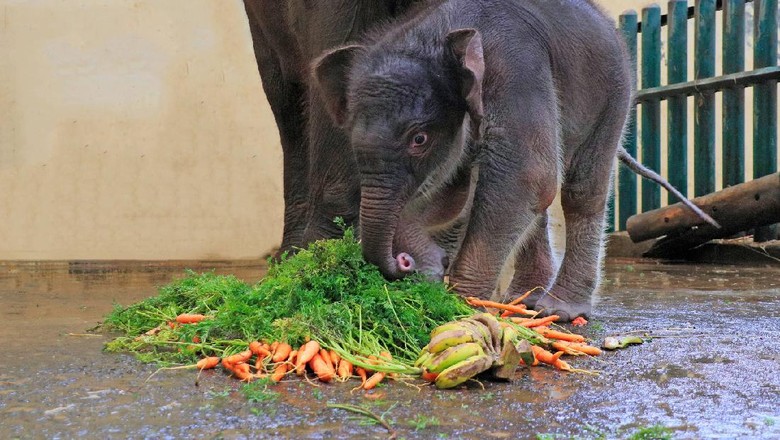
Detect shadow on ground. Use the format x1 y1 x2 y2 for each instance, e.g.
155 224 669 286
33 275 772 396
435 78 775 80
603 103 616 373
1 259 778 439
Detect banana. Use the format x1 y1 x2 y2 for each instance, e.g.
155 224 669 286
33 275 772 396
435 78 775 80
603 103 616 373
424 342 485 374
426 329 477 354
459 319 496 354
471 313 503 353
434 354 493 389
491 327 525 380
428 321 468 340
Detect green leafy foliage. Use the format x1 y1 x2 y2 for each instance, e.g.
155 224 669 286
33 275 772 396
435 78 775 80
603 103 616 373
103 226 474 366
628 425 673 440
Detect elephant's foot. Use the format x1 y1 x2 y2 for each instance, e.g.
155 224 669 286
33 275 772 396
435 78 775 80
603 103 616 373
532 285 592 322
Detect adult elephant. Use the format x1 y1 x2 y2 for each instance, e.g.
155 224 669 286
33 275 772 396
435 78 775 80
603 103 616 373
242 1 425 254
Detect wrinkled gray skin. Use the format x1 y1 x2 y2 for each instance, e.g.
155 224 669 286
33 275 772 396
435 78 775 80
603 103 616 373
242 0 423 254
313 0 634 321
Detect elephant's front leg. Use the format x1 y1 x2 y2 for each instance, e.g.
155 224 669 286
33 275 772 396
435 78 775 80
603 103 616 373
449 121 559 300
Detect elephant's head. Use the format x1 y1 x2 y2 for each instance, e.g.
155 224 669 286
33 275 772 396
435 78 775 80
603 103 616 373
312 29 485 280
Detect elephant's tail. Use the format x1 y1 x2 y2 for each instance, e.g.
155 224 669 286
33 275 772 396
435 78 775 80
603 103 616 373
617 146 720 228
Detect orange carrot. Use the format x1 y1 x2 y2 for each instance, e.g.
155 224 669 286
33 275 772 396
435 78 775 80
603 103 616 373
271 362 289 382
272 343 293 363
356 367 368 387
531 345 570 371
337 359 353 380
466 297 538 316
571 316 588 327
512 315 560 328
533 326 586 343
196 356 220 370
308 353 335 382
175 313 207 324
421 369 438 382
296 341 321 375
230 362 254 382
319 349 333 368
500 303 528 318
270 341 279 351
287 350 297 364
330 350 341 368
363 372 385 390
507 287 540 306
222 349 252 367
249 341 271 357
552 341 602 356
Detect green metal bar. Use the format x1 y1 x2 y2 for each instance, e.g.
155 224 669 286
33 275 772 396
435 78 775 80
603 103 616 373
752 0 778 241
634 66 780 101
667 0 689 196
641 5 662 212
694 0 717 196
753 0 777 179
722 0 746 187
618 10 639 230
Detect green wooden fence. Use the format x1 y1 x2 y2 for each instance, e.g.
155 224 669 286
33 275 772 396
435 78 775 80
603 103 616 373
610 0 779 234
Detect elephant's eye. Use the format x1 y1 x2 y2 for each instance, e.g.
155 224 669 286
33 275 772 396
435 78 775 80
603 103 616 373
410 132 428 148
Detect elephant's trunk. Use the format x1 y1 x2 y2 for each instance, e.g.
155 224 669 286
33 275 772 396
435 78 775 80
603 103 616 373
359 178 414 280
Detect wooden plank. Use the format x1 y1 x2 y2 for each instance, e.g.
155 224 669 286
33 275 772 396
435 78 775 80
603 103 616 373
668 0 689 195
694 0 717 197
625 172 780 243
641 5 662 212
619 10 639 231
634 66 780 101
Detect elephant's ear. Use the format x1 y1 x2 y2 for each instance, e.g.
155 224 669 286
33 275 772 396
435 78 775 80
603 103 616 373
446 29 485 138
312 45 362 126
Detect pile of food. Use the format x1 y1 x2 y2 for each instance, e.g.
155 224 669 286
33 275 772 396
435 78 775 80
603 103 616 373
103 226 611 389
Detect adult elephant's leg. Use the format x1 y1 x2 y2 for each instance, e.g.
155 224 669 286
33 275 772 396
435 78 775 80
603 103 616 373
243 2 309 254
300 96 361 244
296 1 417 244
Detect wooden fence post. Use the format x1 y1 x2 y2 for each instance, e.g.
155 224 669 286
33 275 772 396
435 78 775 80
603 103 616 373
722 0 746 187
618 10 639 231
641 5 662 212
694 0 717 196
668 0 689 195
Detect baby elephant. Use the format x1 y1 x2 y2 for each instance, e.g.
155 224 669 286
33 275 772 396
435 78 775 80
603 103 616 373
312 0 633 321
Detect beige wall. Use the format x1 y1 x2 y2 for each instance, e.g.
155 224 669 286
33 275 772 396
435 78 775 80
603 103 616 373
1 0 283 259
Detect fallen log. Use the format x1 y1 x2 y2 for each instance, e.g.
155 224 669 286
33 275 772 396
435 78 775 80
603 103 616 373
625 173 780 256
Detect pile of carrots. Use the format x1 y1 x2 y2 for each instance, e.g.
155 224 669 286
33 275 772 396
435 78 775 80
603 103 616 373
183 328 392 390
176 288 603 389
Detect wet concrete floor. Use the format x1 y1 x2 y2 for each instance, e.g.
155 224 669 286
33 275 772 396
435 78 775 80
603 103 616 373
1 259 779 439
